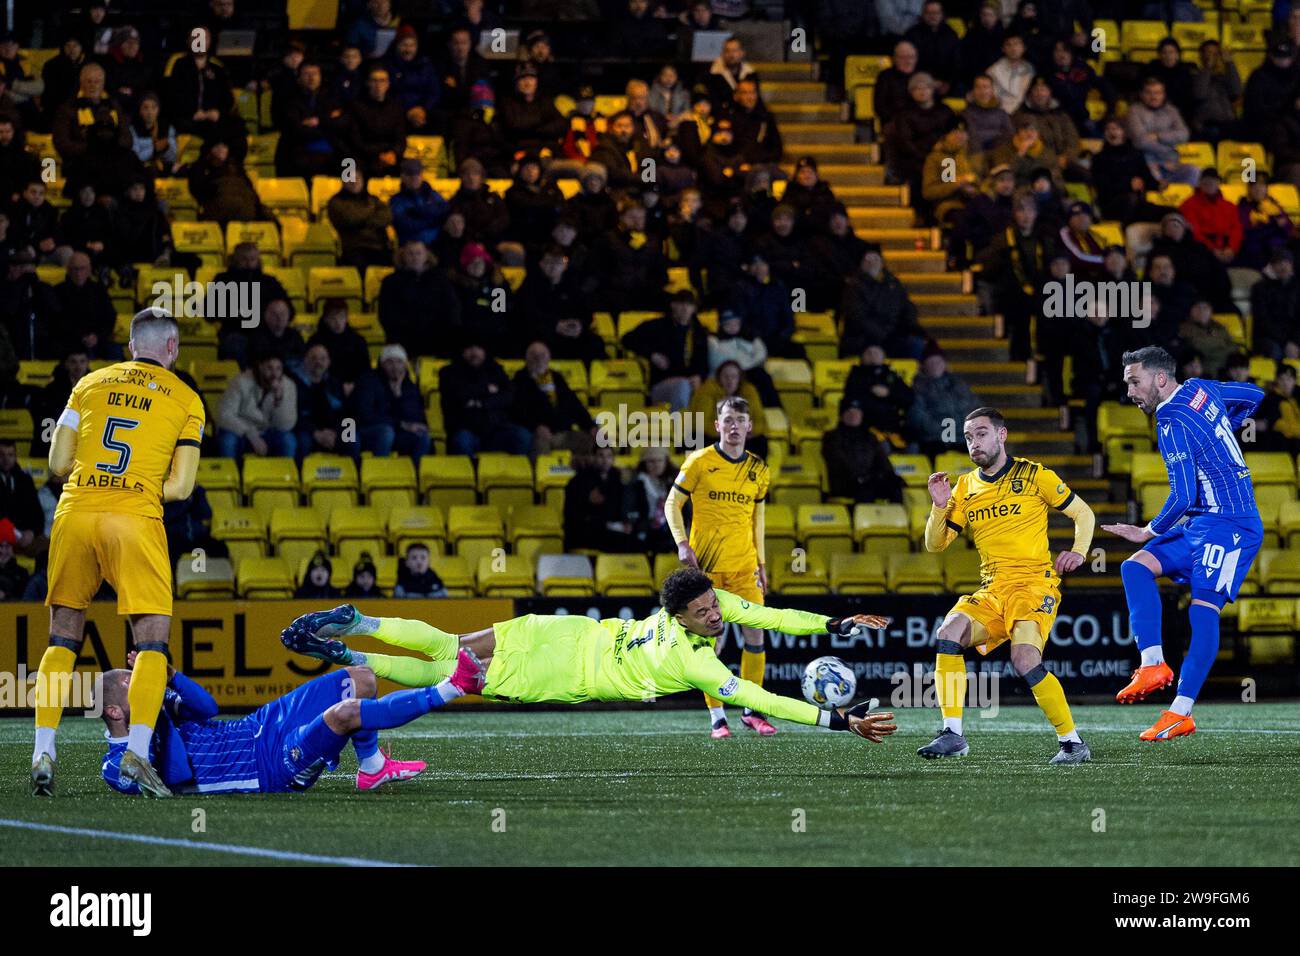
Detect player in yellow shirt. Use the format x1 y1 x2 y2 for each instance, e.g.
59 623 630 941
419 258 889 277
665 395 774 738
31 308 204 798
922 407 1096 764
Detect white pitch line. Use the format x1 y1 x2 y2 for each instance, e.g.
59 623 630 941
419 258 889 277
0 819 419 867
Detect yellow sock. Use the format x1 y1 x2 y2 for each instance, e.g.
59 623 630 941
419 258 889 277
740 647 766 688
1029 671 1076 737
126 650 169 733
935 652 967 723
371 618 458 659
703 693 723 709
365 652 455 687
34 645 77 732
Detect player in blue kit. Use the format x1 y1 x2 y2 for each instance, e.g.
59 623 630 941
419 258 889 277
1101 346 1265 741
97 648 485 796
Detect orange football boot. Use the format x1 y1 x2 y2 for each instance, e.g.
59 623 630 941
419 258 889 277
1115 662 1174 703
1140 709 1196 741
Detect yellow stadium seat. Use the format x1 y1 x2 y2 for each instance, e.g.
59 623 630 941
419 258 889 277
268 508 326 548
307 266 363 311
360 456 417 505
887 552 944 592
590 359 648 407
16 360 58 388
300 453 358 494
195 457 241 495
446 504 505 565
1259 549 1300 590
769 454 823 507
225 220 281 265
933 451 971 476
844 54 892 91
533 450 576 511
1129 451 1169 497
387 504 447 554
764 503 797 559
797 504 853 558
790 408 838 456
1097 402 1151 444
175 557 235 599
944 549 984 592
153 178 197 217
1245 452 1296 489
828 552 887 594
1139 485 1169 523
615 311 664 342
595 554 655 596
241 456 299 497
853 503 911 552
1237 598 1296 633
404 135 445 169
420 455 477 511
255 177 310 219
1121 19 1166 54
1268 182 1300 216
793 311 838 361
18 457 48 490
1172 22 1218 52
173 221 225 268
1217 140 1269 177
190 358 241 393
416 357 450 395
507 504 563 562
769 554 828 595
309 176 344 217
476 554 535 597
236 555 294 598
536 554 596 597
1255 485 1295 534
1278 500 1300 548
1224 20 1267 50
364 265 394 307
890 453 932 487
327 505 388 548
134 265 189 308
767 359 814 417
476 453 534 509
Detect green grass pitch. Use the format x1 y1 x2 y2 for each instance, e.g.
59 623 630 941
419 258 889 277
3 703 1296 866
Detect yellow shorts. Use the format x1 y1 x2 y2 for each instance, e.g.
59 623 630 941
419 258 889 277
707 569 764 605
46 511 173 616
948 577 1060 652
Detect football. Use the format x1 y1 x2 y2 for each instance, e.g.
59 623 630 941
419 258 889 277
801 656 857 710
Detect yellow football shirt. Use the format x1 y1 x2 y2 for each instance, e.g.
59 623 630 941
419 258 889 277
672 443 770 572
54 359 205 521
940 457 1074 584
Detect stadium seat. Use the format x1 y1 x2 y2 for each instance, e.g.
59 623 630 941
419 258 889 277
1139 486 1168 523
476 554 535 597
16 360 57 388
1245 453 1297 489
175 557 235 599
477 453 534 509
281 218 339 270
225 221 281 265
195 457 241 495
768 554 828 595
1216 140 1268 177
1258 549 1300 590
767 359 814 417
812 359 854 407
301 454 360 517
1278 500 1300 548
536 554 596 597
844 54 892 92
190 359 242 394
533 451 577 510
422 555 471 597
307 266 363 311
1237 598 1296 634
828 552 887 594
887 553 944 592
18 457 48 490
328 505 388 548
172 221 225 268
268 509 327 556
242 456 299 497
1096 402 1150 443
590 359 648 407
153 178 198 218
210 506 266 547
1120 20 1165 54
446 504 506 565
417 357 450 396
933 451 971 476
420 455 477 510
255 177 310 220
853 504 911 553
236 556 294 598
363 265 394 306
1129 452 1169 497
943 549 984 593
507 504 564 562
361 457 417 506
796 504 853 559
764 503 797 559
387 504 447 554
890 454 932 487
769 454 824 507
595 554 655 596
789 408 838 456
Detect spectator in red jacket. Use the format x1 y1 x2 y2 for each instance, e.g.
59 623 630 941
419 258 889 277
1178 168 1242 266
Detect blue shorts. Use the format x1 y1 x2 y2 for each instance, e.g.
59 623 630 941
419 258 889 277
252 671 356 792
1144 514 1264 607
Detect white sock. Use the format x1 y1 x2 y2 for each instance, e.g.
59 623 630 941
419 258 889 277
1140 646 1165 667
354 614 381 635
358 751 385 773
1058 730 1082 743
434 679 462 704
126 723 153 759
943 716 963 736
33 727 56 762
1170 695 1194 716
708 706 726 725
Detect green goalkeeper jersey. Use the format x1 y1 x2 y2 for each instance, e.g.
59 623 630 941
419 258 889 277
484 590 831 726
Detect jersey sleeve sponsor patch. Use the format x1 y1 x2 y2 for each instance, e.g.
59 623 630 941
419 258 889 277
718 676 739 697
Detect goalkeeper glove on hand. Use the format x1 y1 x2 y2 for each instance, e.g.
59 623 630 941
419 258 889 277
827 616 863 637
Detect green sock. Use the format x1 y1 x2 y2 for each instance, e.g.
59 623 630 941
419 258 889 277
363 652 456 688
362 617 459 659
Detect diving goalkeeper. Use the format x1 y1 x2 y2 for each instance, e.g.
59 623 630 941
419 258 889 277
281 568 897 740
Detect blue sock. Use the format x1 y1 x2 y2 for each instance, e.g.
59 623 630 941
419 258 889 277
359 687 444 731
351 728 379 764
1177 603 1221 702
1121 560 1162 651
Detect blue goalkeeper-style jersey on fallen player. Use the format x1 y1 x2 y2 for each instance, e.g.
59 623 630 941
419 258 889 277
103 670 357 795
1149 378 1264 535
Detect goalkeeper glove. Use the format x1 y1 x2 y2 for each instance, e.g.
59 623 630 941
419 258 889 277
826 616 864 636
